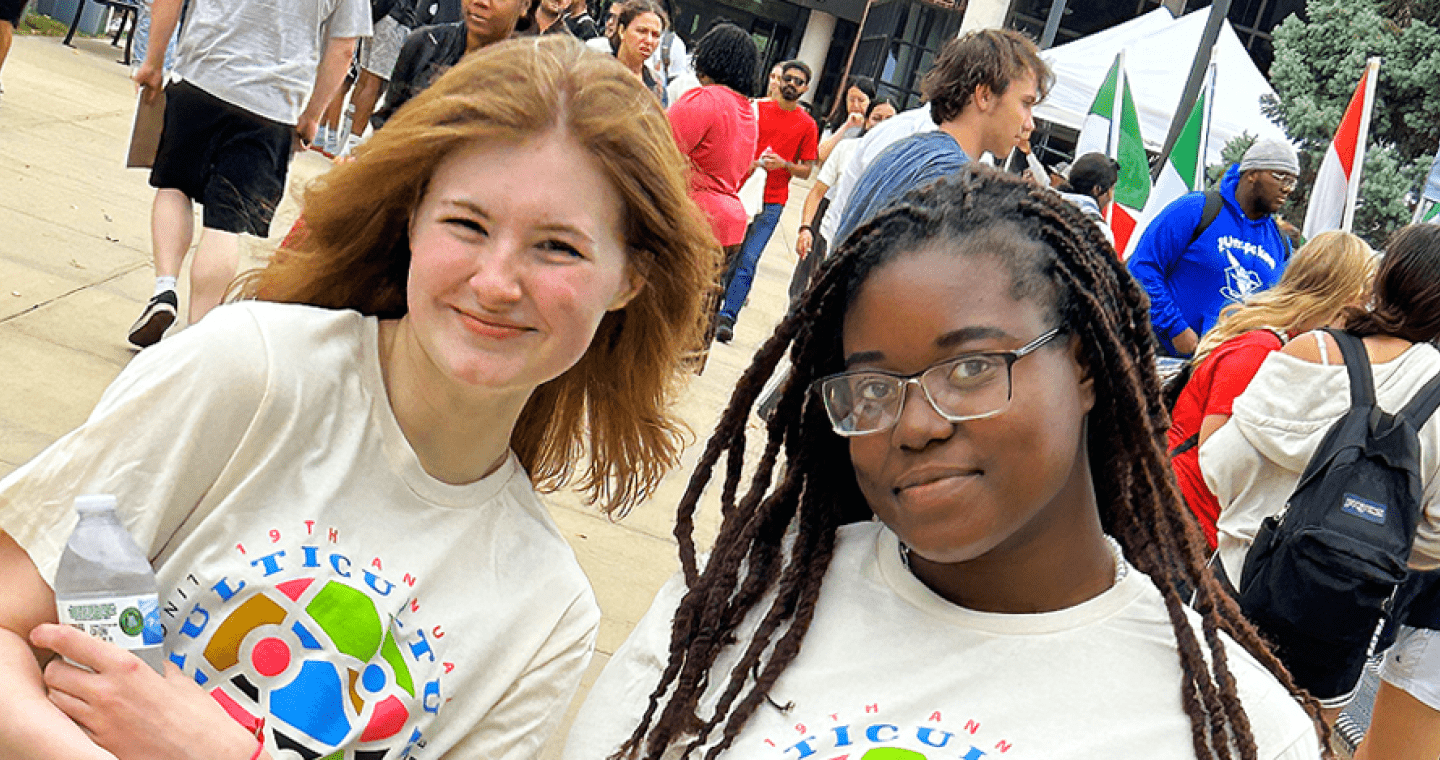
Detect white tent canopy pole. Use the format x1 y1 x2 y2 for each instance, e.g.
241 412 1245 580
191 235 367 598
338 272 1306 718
1035 7 1290 166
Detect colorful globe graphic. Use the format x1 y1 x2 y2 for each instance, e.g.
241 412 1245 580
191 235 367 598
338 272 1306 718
194 577 421 760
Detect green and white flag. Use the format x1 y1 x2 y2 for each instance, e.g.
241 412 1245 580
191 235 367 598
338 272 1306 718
1074 54 1122 159
1074 51 1152 255
1110 70 1152 255
1123 62 1215 258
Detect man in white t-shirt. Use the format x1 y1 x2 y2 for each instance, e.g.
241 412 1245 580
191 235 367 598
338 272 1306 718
127 0 372 349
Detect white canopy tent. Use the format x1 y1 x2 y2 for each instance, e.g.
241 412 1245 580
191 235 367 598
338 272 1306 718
1036 7 1291 168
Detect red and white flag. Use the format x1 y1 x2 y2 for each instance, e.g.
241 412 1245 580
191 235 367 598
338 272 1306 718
1303 58 1380 238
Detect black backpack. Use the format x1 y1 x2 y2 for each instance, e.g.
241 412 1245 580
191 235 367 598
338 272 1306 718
1236 329 1440 701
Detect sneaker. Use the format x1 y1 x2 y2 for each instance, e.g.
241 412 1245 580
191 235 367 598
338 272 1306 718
715 320 734 344
127 290 178 348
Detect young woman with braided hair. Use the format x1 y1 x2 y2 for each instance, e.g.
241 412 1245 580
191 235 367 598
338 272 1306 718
564 167 1323 760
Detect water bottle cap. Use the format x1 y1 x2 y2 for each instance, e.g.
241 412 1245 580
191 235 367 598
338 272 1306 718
74 494 118 514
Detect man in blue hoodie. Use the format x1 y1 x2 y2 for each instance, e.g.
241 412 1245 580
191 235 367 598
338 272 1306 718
1128 138 1299 357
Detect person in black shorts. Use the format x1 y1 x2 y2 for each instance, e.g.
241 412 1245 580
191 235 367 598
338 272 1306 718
0 0 26 96
125 0 369 348
148 80 293 235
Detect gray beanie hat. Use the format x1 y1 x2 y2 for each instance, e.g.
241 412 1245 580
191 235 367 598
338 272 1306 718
1239 138 1300 175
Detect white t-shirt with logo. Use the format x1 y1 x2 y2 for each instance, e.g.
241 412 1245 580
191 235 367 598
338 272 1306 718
563 521 1319 760
1 302 599 760
175 0 373 124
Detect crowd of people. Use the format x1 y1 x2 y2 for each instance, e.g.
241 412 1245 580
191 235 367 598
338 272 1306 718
2 4 1440 760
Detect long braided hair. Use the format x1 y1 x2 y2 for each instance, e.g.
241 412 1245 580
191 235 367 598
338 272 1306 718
618 167 1330 760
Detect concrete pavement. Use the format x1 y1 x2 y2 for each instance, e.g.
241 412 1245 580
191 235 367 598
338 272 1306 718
0 33 817 757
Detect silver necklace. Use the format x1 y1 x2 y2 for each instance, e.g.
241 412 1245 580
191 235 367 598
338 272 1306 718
899 535 1130 586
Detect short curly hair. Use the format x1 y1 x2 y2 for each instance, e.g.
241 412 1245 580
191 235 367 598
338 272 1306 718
691 22 759 96
922 28 1050 126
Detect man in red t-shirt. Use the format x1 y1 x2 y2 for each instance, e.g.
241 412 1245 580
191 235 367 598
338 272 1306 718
714 60 818 343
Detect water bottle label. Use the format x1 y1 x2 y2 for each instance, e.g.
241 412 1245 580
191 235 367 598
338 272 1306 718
57 594 164 650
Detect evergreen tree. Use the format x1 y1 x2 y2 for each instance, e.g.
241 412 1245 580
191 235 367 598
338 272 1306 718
1259 0 1437 246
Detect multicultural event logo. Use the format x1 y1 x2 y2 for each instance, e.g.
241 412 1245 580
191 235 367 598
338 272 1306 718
164 526 444 760
760 705 1013 760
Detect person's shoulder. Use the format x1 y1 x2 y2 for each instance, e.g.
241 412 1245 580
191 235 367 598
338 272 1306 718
1157 189 1211 221
95 303 280 412
226 302 373 371
1220 329 1287 356
676 83 720 107
892 130 965 166
232 300 361 330
410 20 463 41
1131 190 1211 254
1279 329 1332 364
829 136 861 164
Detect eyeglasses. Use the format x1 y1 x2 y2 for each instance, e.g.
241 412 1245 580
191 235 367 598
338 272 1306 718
781 75 808 86
1270 171 1298 191
812 328 1064 437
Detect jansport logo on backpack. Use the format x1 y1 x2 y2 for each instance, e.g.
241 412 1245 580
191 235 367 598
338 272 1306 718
1341 494 1387 525
1236 329 1440 702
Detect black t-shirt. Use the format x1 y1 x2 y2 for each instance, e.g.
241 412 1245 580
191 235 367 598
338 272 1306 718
564 12 600 40
372 22 468 130
538 11 600 40
426 0 461 24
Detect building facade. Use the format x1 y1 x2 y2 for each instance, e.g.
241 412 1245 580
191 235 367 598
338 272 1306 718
664 0 1302 133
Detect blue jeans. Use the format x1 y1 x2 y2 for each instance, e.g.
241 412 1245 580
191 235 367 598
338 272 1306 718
719 203 782 323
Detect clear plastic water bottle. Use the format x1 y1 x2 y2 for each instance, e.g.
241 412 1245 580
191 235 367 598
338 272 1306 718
53 494 165 673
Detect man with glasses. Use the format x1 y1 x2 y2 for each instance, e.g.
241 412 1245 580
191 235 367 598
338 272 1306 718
714 60 818 344
1128 138 1299 357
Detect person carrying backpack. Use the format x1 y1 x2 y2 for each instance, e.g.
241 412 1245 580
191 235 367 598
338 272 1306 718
1128 139 1299 357
1167 231 1375 549
1202 223 1440 760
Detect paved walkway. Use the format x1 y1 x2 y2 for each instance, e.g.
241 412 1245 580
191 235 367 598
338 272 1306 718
0 33 816 757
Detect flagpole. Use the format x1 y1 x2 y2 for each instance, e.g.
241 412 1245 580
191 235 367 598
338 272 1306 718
1109 49 1126 158
1105 50 1126 230
1155 0 1231 176
1196 59 1217 191
1342 57 1381 233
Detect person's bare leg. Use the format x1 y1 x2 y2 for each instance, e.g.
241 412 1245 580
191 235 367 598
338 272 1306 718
347 69 384 139
1354 680 1440 760
151 187 194 279
128 188 192 346
187 227 238 324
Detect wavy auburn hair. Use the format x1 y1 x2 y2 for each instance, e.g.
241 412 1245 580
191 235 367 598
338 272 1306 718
236 36 719 514
1193 230 1376 364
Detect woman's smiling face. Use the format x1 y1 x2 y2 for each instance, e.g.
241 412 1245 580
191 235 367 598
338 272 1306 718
841 240 1095 567
402 131 640 399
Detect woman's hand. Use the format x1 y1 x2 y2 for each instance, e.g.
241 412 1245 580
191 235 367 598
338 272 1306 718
796 228 813 259
30 624 263 760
